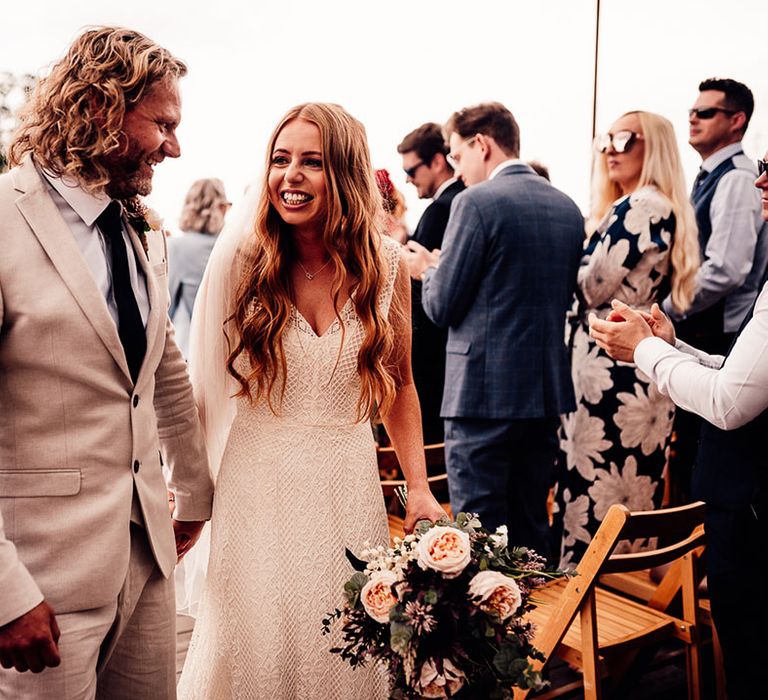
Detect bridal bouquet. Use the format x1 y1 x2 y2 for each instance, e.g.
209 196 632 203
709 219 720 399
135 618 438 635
323 514 565 699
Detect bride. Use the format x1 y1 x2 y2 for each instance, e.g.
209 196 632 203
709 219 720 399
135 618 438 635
176 103 446 699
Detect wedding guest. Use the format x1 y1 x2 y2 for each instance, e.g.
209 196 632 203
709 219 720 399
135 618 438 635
555 111 699 566
176 103 445 699
168 177 230 356
588 152 768 697
397 123 464 443
404 102 583 563
663 78 766 504
374 168 409 244
0 27 213 698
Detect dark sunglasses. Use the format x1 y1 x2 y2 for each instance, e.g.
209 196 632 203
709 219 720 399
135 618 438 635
404 161 427 178
688 106 737 120
758 159 768 177
593 130 642 154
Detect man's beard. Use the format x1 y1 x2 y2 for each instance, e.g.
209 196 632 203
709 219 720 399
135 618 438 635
105 145 153 199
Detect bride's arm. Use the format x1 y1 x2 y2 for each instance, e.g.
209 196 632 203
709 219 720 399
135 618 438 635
381 256 446 533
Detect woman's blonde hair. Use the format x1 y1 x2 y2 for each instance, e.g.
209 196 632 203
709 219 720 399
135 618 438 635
179 178 229 235
227 103 396 421
9 26 186 193
587 111 699 312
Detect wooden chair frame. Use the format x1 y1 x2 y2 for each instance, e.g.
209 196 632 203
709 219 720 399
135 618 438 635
514 501 706 700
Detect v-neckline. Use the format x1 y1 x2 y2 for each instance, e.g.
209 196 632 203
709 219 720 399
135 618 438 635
292 296 354 339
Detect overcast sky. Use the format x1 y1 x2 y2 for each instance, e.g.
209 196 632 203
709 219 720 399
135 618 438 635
2 0 766 231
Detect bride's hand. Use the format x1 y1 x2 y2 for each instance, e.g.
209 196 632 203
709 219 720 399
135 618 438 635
403 487 448 534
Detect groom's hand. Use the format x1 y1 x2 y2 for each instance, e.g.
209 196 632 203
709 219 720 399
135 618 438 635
172 519 206 562
0 600 61 673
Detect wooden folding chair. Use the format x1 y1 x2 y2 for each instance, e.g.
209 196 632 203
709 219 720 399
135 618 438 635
376 443 452 541
513 501 706 700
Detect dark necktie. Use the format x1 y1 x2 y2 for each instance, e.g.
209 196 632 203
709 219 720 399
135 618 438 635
691 168 708 197
97 201 147 383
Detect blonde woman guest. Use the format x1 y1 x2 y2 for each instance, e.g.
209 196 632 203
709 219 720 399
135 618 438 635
555 112 699 566
176 103 445 700
167 178 230 356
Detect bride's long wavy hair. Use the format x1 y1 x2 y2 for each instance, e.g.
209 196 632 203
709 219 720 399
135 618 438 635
226 103 396 421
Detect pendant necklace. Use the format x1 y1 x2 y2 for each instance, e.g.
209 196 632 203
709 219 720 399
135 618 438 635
297 258 331 280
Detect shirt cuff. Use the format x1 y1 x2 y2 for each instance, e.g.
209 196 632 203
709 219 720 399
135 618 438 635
633 336 675 380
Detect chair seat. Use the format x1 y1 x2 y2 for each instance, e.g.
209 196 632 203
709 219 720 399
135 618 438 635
528 579 680 668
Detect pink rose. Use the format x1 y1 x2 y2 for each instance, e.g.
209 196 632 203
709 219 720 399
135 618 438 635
361 570 398 623
417 658 465 698
468 570 522 620
416 526 471 578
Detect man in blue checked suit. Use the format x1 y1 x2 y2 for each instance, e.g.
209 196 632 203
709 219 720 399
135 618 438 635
405 102 583 563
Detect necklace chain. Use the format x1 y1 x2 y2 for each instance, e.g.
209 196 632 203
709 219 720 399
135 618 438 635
297 258 331 280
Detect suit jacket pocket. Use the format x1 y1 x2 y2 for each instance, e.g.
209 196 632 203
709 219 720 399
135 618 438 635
0 469 82 497
446 340 471 355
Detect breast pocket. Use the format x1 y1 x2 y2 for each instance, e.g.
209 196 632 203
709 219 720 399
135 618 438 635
152 262 168 280
0 469 82 497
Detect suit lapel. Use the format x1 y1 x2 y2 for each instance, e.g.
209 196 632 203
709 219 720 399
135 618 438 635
13 158 132 382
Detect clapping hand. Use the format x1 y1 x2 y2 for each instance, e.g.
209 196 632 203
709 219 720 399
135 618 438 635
589 300 675 362
402 240 440 280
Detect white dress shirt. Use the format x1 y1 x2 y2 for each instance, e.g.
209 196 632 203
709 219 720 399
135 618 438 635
42 169 150 327
432 176 458 201
663 142 764 331
635 282 768 430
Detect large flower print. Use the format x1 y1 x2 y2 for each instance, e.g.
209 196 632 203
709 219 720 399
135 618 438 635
578 235 631 308
623 187 672 251
571 331 614 404
560 405 612 480
615 382 674 456
588 456 658 521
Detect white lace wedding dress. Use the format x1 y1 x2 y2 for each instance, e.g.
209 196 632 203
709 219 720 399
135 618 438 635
176 240 399 700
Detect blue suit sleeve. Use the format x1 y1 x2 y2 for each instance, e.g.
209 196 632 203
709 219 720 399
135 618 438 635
421 194 486 328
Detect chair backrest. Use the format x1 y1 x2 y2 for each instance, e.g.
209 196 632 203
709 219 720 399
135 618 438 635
520 501 706 684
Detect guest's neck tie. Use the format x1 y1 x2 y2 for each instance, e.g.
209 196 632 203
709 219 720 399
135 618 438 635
97 201 147 383
691 168 708 198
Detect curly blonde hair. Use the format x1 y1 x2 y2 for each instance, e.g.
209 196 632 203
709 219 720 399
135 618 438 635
227 103 397 421
9 26 186 193
179 178 229 235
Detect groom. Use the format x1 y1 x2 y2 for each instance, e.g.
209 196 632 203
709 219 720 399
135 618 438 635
0 27 213 699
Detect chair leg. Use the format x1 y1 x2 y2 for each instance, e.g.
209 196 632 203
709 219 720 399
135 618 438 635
579 589 603 700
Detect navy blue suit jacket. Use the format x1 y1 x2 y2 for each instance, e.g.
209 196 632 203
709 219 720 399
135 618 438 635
421 164 584 420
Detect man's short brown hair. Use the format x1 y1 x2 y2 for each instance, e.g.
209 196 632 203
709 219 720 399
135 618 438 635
444 102 520 157
397 122 450 168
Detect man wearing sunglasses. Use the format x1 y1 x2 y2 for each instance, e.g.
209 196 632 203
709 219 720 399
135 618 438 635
661 77 767 503
403 102 584 564
397 123 464 443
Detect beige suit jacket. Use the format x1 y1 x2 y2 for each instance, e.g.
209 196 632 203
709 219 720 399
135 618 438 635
0 157 214 626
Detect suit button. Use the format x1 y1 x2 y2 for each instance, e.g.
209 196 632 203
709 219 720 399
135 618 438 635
133 460 140 473
133 395 139 408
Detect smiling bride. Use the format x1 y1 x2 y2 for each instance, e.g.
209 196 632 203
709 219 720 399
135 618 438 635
176 102 445 700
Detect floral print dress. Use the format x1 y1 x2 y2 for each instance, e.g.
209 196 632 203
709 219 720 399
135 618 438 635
554 186 677 567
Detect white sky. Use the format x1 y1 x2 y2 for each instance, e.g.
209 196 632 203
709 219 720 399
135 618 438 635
2 0 766 230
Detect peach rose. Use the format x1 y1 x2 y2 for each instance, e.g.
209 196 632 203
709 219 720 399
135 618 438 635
360 570 398 623
416 526 471 578
417 658 465 698
468 570 522 620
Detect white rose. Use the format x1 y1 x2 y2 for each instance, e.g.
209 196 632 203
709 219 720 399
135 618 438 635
468 570 522 620
360 570 398 623
417 658 465 698
416 526 471 578
490 524 508 549
144 207 164 231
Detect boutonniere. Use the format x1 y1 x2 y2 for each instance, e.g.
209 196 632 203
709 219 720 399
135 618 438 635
122 197 170 257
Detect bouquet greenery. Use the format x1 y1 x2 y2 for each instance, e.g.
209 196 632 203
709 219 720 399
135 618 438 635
323 513 566 699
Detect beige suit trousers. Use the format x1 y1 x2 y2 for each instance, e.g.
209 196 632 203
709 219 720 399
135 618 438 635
0 523 176 700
